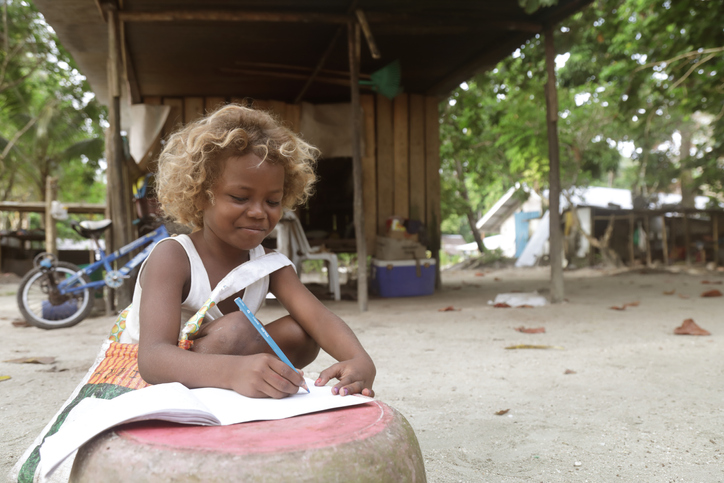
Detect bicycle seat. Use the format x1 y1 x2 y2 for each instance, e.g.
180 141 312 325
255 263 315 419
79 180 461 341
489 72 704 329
72 219 113 239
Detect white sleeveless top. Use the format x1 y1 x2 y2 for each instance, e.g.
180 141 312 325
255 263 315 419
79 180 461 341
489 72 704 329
119 235 292 344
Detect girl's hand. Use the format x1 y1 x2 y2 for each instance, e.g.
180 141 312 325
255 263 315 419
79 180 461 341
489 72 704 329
229 353 306 399
315 356 376 397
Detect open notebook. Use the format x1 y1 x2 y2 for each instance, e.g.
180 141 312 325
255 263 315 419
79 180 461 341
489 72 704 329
39 379 372 479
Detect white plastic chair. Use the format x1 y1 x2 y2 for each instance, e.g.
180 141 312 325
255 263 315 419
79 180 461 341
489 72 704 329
275 211 341 301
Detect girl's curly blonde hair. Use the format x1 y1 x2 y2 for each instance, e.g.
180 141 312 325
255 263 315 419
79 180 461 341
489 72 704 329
157 104 318 229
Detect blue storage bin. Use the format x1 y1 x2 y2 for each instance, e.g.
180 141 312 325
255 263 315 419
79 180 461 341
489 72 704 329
371 258 436 297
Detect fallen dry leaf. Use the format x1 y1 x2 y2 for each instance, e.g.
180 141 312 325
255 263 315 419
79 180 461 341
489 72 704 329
701 280 723 285
0 375 11 382
493 302 511 308
611 300 640 310
438 306 461 312
494 277 502 281
4 357 56 365
517 304 535 309
475 272 485 277
564 369 577 375
451 286 461 290
678 294 690 299
515 326 545 333
674 319 711 336
495 409 510 416
701 289 723 298
11 319 30 327
663 290 675 295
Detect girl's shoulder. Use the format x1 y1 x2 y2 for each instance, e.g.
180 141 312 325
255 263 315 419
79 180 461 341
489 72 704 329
139 236 192 292
143 235 195 277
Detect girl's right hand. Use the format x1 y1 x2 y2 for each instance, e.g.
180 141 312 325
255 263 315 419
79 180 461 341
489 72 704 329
228 353 306 399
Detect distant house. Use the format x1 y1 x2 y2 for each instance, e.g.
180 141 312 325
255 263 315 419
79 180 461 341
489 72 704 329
474 186 543 258
474 186 722 267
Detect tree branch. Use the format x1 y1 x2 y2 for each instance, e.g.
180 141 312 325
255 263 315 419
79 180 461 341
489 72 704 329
669 52 716 91
0 115 39 161
634 46 724 72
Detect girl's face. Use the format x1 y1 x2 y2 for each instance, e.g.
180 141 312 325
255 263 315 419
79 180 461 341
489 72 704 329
202 153 285 253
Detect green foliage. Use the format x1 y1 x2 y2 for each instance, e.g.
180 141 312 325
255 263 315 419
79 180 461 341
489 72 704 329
478 248 506 265
0 1 107 205
439 251 462 268
440 0 724 238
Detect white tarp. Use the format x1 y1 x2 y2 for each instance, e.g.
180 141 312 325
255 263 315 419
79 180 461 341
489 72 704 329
129 103 171 171
488 291 548 307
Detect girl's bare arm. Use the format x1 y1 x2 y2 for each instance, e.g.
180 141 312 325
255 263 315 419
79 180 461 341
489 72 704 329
269 265 376 396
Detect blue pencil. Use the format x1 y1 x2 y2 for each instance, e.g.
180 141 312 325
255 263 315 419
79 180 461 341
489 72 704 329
234 297 310 393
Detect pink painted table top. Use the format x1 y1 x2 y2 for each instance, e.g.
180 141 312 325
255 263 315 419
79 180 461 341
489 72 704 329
116 401 389 455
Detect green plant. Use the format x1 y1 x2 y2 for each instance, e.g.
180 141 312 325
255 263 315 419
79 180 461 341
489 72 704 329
439 251 462 268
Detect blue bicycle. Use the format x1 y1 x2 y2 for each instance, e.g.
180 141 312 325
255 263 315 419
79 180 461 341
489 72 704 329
16 218 169 329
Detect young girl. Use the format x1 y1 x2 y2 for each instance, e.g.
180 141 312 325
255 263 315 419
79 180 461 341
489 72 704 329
121 104 375 399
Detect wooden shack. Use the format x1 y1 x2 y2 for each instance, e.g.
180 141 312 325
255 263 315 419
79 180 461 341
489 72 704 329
32 0 593 308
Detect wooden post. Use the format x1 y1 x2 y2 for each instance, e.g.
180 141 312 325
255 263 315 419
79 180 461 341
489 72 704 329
104 128 114 315
587 208 596 266
44 176 58 257
107 8 133 308
424 96 441 290
408 94 426 223
628 213 635 265
661 216 669 265
713 213 719 268
348 21 368 311
360 94 377 255
392 93 409 218
543 25 564 303
644 215 652 267
684 212 691 266
376 95 394 235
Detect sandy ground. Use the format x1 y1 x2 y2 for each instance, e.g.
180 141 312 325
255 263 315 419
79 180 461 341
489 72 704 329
2 265 724 482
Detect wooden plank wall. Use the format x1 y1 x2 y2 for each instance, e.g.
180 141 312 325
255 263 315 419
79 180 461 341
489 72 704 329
140 94 442 260
142 96 301 140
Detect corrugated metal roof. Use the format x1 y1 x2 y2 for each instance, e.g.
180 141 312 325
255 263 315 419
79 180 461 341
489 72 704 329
476 187 524 233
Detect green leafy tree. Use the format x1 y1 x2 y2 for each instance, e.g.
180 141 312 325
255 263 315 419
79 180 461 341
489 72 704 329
0 0 106 207
560 0 724 203
440 0 724 242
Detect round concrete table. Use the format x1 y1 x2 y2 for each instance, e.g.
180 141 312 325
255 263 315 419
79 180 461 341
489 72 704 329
70 401 426 482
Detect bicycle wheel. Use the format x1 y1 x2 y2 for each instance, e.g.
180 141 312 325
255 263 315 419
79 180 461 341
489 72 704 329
17 261 96 329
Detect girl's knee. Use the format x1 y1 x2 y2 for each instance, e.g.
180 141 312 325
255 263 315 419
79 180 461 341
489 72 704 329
268 316 320 368
191 312 264 355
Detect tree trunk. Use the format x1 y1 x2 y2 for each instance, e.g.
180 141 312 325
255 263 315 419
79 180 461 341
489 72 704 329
454 158 485 253
679 126 695 209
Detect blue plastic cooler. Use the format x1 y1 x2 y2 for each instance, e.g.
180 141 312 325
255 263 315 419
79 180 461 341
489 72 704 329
371 258 436 297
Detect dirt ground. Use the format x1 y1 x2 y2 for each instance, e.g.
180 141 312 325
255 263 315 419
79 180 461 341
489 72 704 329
2 264 723 482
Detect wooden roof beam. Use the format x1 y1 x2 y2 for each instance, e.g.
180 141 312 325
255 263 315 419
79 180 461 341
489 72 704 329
117 10 350 23
93 0 108 22
115 9 541 33
355 9 381 59
293 0 358 104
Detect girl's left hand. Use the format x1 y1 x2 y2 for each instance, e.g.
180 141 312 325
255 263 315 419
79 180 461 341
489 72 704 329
315 356 376 397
